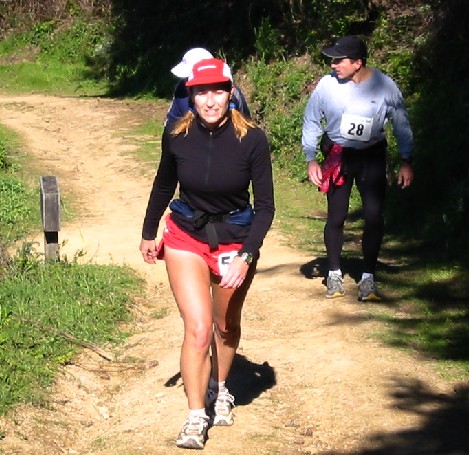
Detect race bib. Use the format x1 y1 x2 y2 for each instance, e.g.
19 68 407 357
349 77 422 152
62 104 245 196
217 251 238 276
340 114 373 142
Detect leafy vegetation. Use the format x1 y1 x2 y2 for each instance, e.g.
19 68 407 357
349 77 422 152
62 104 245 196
0 15 111 95
0 129 39 243
0 243 141 414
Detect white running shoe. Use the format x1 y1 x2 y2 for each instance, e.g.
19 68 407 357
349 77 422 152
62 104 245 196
176 414 209 450
206 388 235 426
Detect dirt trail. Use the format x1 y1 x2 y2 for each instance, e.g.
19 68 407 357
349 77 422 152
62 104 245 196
0 94 465 455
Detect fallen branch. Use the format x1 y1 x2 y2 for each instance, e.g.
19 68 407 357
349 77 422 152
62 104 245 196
22 318 114 362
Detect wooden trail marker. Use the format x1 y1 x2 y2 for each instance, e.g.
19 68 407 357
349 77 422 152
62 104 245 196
40 176 60 260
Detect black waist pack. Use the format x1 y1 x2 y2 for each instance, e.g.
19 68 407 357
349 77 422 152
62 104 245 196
169 199 254 249
169 199 254 225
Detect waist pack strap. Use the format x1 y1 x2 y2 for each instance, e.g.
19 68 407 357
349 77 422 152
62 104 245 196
193 210 226 249
170 199 254 250
191 211 218 249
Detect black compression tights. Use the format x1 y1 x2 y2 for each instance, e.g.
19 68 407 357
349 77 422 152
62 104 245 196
324 150 387 274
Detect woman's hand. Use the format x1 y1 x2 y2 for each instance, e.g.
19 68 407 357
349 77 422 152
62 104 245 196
140 238 158 264
219 256 249 289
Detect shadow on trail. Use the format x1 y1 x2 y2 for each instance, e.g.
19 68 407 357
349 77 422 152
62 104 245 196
299 256 399 284
163 354 276 406
300 254 469 363
227 354 276 405
324 377 469 455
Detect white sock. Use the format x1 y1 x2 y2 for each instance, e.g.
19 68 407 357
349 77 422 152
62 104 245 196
361 272 373 281
189 408 208 419
329 269 342 277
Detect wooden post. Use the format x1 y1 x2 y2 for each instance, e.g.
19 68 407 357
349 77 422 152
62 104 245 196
40 176 60 261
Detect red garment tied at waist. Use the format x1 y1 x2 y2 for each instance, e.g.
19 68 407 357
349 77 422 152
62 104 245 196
320 143 344 193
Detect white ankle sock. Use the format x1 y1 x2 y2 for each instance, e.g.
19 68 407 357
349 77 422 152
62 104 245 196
361 273 373 281
329 269 342 277
189 408 208 419
218 381 227 392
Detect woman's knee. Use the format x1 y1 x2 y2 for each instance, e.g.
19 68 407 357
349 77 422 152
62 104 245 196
184 322 213 351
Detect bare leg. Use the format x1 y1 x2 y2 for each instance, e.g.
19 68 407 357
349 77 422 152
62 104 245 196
164 246 213 410
210 263 256 382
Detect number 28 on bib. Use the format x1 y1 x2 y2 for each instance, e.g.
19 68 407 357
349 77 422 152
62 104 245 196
340 114 373 142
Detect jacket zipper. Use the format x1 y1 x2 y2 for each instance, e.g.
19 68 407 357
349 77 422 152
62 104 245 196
204 131 213 187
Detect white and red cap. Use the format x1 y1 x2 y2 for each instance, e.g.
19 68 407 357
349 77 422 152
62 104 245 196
185 58 233 87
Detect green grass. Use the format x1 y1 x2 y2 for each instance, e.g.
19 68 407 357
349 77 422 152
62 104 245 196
0 22 166 414
373 262 469 379
0 127 40 243
272 165 364 256
124 118 164 166
0 61 108 96
0 243 142 414
0 102 144 415
0 19 110 96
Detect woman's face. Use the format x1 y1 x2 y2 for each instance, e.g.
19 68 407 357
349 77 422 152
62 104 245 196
191 83 233 129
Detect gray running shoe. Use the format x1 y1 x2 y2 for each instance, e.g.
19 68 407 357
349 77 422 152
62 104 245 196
176 415 209 450
326 275 345 299
206 388 235 426
358 277 382 302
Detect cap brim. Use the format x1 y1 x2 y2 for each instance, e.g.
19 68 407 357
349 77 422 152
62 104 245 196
171 62 190 78
322 47 348 58
185 77 231 87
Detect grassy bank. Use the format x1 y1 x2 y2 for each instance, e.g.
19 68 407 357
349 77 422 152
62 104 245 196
0 124 143 415
0 247 142 414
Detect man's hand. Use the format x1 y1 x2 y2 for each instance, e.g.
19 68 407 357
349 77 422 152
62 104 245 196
308 160 322 187
397 162 413 189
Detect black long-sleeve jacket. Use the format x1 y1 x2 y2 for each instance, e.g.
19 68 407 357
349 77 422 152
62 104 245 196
141 116 275 255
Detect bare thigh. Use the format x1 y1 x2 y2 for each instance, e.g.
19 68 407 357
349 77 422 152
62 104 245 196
164 246 213 335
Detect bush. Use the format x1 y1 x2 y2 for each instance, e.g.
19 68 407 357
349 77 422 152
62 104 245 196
247 58 321 180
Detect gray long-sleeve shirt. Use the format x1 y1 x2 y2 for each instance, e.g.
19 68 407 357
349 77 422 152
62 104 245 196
302 68 413 161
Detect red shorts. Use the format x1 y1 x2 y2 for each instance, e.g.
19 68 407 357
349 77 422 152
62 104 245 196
157 214 242 277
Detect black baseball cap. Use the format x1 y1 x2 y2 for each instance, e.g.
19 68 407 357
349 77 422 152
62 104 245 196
322 35 367 60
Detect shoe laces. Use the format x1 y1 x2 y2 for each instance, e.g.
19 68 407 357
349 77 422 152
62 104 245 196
214 390 235 414
182 415 208 435
328 274 343 289
359 276 376 291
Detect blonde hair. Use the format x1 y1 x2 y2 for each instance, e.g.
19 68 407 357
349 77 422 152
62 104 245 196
171 108 257 140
